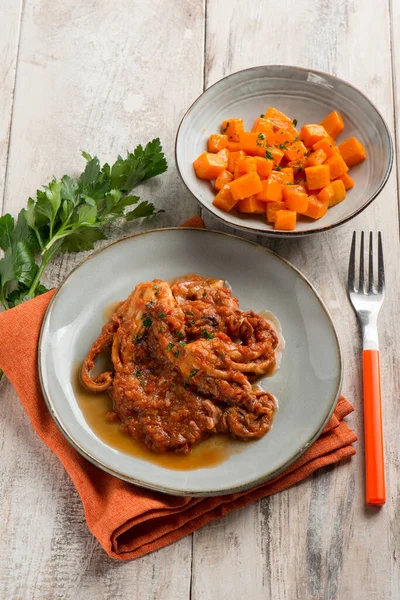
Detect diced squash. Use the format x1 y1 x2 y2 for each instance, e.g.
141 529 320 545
287 161 306 178
305 164 331 190
318 185 335 205
273 126 298 144
335 172 354 190
251 118 275 143
281 167 294 184
326 153 349 179
238 196 266 214
254 156 273 178
266 201 286 223
221 119 244 142
260 179 283 202
329 179 347 207
239 132 268 157
193 152 226 180
229 172 262 200
269 171 285 183
226 141 241 152
304 195 329 219
227 150 246 173
274 210 297 231
216 148 229 167
214 170 233 191
268 147 284 166
212 185 238 212
282 186 309 214
300 124 329 148
208 134 228 153
265 107 294 131
282 140 308 164
237 156 257 174
306 149 327 167
312 138 338 158
320 111 344 139
338 137 367 167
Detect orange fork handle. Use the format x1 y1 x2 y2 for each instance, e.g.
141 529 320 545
363 349 386 506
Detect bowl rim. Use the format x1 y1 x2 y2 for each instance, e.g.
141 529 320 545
175 64 394 237
38 227 343 497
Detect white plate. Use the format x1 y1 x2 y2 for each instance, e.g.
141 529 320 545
39 228 342 496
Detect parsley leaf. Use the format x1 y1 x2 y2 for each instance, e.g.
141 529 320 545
0 139 167 315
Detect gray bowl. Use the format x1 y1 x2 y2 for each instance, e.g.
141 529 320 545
175 65 393 237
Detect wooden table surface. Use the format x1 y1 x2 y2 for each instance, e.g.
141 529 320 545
1 1 399 598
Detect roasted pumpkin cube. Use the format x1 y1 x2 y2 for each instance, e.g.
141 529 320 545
239 132 268 157
229 172 262 200
193 152 227 180
238 196 266 214
214 170 233 191
338 137 367 167
266 200 286 223
212 185 238 212
237 156 258 174
306 149 327 167
265 107 294 131
318 184 335 205
304 195 329 219
329 179 347 207
274 210 297 231
254 156 273 178
221 118 244 142
227 150 246 173
335 172 354 190
305 164 331 190
282 140 308 164
282 186 309 214
208 134 228 153
326 153 349 179
312 138 338 158
300 124 329 148
320 111 344 139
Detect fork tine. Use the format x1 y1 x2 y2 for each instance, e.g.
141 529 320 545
368 232 374 293
359 231 365 293
348 231 356 292
378 231 385 293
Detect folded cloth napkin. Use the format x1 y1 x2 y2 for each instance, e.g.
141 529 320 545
0 216 357 560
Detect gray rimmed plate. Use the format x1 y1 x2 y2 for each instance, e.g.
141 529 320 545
175 65 393 237
39 228 342 496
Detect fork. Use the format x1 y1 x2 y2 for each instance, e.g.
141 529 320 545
348 231 385 506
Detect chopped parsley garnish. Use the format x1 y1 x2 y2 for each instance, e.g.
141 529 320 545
275 166 282 171
167 342 174 352
260 114 265 118
145 301 155 308
265 149 274 160
143 317 152 327
158 312 166 319
292 118 298 127
186 311 194 316
135 370 142 377
257 133 266 140
202 291 207 297
201 329 215 340
184 368 199 388
175 330 185 339
179 341 186 347
139 379 146 387
189 320 195 326
279 143 288 150
173 350 179 358
135 334 143 344
221 122 230 134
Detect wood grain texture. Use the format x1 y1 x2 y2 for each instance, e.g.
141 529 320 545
195 1 400 599
0 0 203 597
0 0 24 209
1 0 400 598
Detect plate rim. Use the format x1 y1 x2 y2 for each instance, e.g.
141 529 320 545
175 64 393 238
38 227 344 496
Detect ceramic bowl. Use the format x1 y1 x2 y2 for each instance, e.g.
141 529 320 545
175 65 393 237
39 228 342 496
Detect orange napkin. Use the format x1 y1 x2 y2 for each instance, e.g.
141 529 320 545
0 216 357 560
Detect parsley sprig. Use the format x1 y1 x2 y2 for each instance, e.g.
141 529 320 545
0 139 167 310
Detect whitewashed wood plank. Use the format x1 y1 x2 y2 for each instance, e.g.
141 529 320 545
0 0 205 597
0 0 24 207
193 1 400 599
